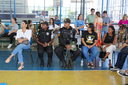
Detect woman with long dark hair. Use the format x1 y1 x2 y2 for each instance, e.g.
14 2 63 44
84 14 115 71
49 18 60 31
49 18 60 49
102 26 117 68
81 23 98 68
5 20 32 70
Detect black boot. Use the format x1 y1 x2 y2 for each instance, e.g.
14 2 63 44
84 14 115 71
61 60 66 69
40 59 44 67
47 59 52 67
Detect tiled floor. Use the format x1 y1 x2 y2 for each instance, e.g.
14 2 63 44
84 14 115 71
0 45 128 85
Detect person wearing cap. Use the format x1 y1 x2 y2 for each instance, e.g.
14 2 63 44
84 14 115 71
55 18 81 69
36 21 53 67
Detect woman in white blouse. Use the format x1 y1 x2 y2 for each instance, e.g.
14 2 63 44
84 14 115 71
49 18 61 49
49 18 60 31
5 20 32 70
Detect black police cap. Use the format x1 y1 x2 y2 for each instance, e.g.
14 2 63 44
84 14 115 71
64 18 71 23
42 21 49 26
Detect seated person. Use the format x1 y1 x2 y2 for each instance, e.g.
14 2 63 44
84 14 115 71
55 18 81 69
102 26 117 68
3 17 19 48
0 19 4 37
5 20 32 70
111 40 128 71
36 21 53 67
117 70 128 78
81 23 98 68
38 20 44 31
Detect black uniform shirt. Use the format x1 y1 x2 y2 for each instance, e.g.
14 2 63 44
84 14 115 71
59 26 77 46
36 28 53 43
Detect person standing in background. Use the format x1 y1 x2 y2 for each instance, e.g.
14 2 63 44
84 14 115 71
93 11 103 47
39 10 45 21
102 11 111 40
85 8 95 27
55 15 60 26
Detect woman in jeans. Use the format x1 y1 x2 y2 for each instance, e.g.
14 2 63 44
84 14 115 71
5 20 32 70
102 26 117 68
3 17 19 48
111 40 128 71
81 23 98 68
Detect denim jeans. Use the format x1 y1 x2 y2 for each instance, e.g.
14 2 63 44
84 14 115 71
101 31 107 40
12 44 30 63
82 46 98 63
115 52 127 69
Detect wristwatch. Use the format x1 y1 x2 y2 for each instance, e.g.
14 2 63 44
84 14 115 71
48 43 50 46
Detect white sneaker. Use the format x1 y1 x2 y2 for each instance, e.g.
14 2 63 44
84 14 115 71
7 44 12 48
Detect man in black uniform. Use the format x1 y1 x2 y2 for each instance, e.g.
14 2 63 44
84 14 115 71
36 21 53 67
55 18 81 68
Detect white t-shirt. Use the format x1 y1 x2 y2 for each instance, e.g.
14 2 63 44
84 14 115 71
39 15 45 21
16 29 32 41
49 24 59 30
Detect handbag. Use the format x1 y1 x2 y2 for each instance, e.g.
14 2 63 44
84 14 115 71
99 51 106 58
99 48 106 58
17 37 29 45
120 46 128 55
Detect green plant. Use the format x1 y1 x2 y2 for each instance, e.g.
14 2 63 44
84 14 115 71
68 9 75 19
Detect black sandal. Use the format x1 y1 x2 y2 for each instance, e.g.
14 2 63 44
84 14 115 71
86 62 91 68
90 63 94 68
109 64 113 68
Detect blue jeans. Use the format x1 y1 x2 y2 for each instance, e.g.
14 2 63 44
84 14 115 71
12 44 30 63
115 52 127 69
101 31 107 40
82 46 98 63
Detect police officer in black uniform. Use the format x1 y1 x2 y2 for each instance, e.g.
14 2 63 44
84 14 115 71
36 21 53 67
55 18 81 68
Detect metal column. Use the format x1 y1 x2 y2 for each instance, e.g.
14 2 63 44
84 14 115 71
101 0 104 16
14 0 16 17
124 0 127 14
60 0 62 27
44 0 45 18
2 0 4 19
83 0 85 20
122 0 124 16
10 0 12 21
85 0 87 17
75 0 77 20
80 0 82 14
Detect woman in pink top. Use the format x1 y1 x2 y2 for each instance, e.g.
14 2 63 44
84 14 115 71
118 14 128 48
118 14 128 26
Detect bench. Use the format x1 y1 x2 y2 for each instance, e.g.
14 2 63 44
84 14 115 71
0 37 15 48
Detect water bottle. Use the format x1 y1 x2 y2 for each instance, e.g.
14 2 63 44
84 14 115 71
81 59 83 66
99 59 102 67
